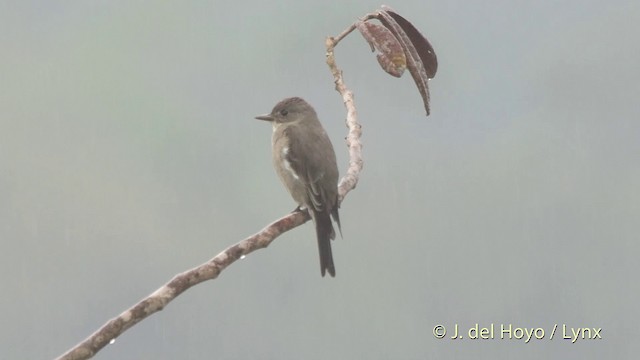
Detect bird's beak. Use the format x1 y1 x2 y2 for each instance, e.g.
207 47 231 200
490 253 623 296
255 114 274 121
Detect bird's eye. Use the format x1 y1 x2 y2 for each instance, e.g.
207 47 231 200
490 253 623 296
280 109 288 116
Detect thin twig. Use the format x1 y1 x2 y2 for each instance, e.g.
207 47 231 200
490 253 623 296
326 14 375 202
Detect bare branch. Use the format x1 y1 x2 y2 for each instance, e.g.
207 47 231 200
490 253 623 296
325 29 367 202
56 210 314 360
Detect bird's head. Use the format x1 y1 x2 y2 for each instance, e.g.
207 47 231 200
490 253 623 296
255 97 317 125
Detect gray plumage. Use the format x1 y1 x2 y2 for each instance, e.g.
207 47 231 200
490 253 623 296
255 97 341 277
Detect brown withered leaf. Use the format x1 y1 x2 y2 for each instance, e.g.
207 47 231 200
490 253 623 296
376 8 433 115
381 5 437 79
356 21 406 77
356 21 377 52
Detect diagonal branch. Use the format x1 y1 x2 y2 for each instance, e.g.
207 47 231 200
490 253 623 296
56 211 311 360
55 19 365 360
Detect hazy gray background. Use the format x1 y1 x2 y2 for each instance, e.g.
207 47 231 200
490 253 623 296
1 1 638 359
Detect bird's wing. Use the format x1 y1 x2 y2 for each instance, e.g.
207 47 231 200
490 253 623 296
283 126 329 213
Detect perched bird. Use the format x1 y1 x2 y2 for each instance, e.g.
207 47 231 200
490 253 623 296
255 97 341 277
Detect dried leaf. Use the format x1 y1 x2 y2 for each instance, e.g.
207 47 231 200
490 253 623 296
357 21 406 77
356 20 377 52
377 8 432 115
381 5 437 79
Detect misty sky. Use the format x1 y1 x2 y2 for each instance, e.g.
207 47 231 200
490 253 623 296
1 1 638 359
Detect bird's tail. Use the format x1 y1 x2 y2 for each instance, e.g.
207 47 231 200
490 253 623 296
313 210 336 277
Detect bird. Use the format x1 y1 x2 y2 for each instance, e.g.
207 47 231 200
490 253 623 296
255 97 341 277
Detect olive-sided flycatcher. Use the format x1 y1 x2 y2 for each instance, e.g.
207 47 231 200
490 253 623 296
255 97 341 277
